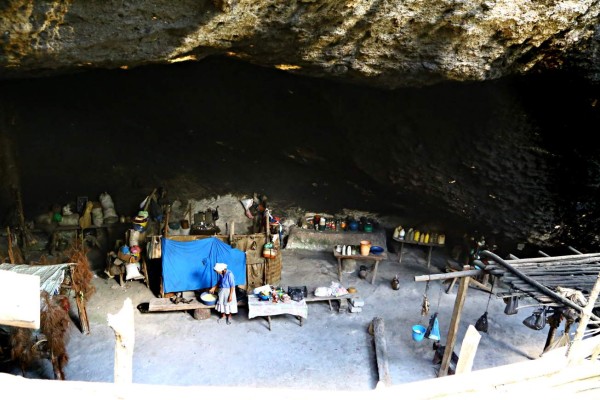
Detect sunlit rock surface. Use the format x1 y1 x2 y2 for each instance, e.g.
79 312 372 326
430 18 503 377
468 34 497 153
2 1 600 87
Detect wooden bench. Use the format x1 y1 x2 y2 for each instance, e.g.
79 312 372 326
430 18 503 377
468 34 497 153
147 297 246 320
333 249 387 284
305 292 358 312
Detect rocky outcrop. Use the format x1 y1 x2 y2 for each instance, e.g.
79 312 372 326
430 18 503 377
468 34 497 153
1 0 600 87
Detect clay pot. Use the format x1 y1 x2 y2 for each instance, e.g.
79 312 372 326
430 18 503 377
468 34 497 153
358 265 368 280
360 240 371 256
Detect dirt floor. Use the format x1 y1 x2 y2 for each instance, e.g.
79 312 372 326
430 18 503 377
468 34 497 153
2 243 557 390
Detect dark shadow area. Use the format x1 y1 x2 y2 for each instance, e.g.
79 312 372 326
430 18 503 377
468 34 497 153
1 56 599 250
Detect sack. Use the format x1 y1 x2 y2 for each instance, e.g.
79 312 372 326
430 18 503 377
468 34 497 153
475 311 488 333
504 296 519 315
523 307 546 330
125 263 144 280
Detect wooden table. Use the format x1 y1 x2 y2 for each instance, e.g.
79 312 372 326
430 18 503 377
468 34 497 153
332 249 387 284
247 294 307 331
392 238 444 269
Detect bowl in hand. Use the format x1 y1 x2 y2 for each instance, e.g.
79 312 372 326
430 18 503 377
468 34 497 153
200 292 217 305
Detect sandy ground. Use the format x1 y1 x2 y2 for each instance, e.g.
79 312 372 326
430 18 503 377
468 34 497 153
2 244 558 390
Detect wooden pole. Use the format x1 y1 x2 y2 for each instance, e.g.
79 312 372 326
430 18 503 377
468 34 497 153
163 205 171 238
108 297 135 384
143 188 157 212
439 273 470 377
415 269 486 282
372 317 392 389
6 226 15 264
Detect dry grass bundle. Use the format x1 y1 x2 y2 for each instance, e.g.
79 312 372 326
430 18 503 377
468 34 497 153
8 292 71 380
67 245 96 301
40 291 70 380
10 327 38 375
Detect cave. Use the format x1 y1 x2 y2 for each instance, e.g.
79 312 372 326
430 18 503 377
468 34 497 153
3 2 600 392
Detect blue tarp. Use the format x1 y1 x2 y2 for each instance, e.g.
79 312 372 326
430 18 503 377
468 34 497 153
161 237 246 293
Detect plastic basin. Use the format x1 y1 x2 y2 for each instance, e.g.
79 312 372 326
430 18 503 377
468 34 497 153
412 324 426 342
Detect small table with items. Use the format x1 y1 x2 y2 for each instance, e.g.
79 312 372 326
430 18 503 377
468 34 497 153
332 249 387 284
247 294 307 331
392 237 444 269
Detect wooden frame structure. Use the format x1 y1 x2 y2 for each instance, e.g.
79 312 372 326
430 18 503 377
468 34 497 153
415 248 600 377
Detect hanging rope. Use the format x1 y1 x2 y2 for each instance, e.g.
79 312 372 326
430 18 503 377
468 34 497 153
475 276 496 333
484 277 496 312
421 268 432 317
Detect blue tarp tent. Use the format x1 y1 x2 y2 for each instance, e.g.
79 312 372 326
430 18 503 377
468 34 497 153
161 237 246 293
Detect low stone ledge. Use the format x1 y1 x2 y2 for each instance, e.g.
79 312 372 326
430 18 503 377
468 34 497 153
285 225 387 251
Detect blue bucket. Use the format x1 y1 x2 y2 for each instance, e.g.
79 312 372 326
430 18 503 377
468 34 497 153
412 325 426 342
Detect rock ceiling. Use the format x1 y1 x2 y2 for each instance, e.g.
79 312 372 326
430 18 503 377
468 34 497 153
1 0 600 87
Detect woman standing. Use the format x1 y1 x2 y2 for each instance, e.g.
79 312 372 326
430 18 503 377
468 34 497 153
209 263 237 325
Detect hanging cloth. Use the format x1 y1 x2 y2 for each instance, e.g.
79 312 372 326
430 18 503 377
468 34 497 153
425 312 441 341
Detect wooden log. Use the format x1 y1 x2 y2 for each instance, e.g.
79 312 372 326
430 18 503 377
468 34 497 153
439 274 470 377
455 325 481 374
107 298 135 384
372 317 392 389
